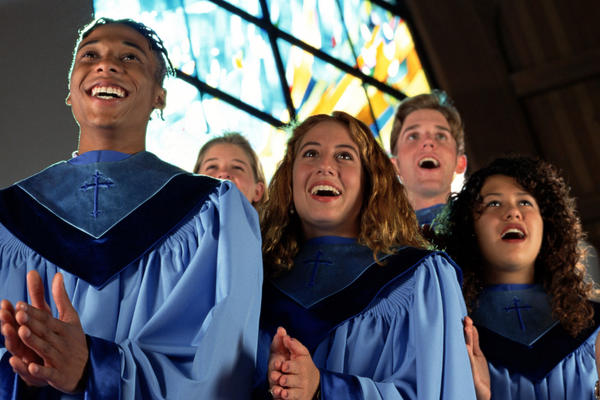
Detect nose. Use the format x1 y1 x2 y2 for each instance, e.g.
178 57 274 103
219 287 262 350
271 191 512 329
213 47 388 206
317 157 335 175
503 205 522 220
95 55 122 74
217 170 231 180
421 136 435 149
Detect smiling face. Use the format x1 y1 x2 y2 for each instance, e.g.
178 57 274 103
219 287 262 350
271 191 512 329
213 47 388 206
66 23 166 151
292 121 365 240
392 109 466 210
473 174 544 284
198 143 264 207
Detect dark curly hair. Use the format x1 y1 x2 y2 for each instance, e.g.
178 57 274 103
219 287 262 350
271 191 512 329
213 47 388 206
261 111 429 278
433 154 592 336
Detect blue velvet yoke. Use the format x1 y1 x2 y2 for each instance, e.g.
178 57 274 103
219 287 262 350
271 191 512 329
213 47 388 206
475 296 600 381
261 245 437 352
0 152 220 289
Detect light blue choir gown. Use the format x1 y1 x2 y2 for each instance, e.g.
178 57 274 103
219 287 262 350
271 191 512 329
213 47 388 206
256 236 477 400
0 151 263 400
471 284 600 400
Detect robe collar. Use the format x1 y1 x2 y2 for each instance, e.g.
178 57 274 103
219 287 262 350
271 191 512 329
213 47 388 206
472 284 600 381
68 150 133 165
261 244 440 352
471 284 558 346
271 237 389 308
0 152 220 288
17 151 185 239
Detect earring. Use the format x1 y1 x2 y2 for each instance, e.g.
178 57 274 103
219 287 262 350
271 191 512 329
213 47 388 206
290 203 295 215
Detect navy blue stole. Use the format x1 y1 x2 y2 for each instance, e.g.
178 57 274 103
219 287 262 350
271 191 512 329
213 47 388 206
474 289 600 381
261 245 438 352
0 161 219 289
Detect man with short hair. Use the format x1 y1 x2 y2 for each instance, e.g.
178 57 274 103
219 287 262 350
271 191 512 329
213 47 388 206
390 90 467 226
0 18 262 399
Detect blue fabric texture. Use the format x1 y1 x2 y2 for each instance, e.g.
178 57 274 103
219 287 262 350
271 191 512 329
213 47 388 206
414 203 445 226
256 241 477 400
319 368 362 400
86 335 121 400
68 150 132 165
17 151 187 239
473 285 600 399
471 284 558 346
0 352 16 400
0 166 220 289
0 151 263 399
270 241 393 309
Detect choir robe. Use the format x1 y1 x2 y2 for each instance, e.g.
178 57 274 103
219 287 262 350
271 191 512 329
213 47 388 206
0 150 263 400
472 284 600 400
256 236 477 400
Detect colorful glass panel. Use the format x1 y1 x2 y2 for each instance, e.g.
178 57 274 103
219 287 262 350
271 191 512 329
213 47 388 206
93 0 431 176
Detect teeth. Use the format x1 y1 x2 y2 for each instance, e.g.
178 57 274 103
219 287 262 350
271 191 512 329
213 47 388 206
502 228 525 239
418 157 440 167
91 86 126 98
310 185 340 196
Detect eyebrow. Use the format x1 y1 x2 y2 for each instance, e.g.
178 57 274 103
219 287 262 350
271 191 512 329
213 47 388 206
298 141 360 156
203 157 249 166
78 40 147 55
401 124 451 134
481 192 532 198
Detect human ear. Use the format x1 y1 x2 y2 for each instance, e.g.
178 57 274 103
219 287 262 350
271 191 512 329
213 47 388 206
252 182 265 205
153 88 167 110
66 93 72 106
455 154 467 175
390 156 401 175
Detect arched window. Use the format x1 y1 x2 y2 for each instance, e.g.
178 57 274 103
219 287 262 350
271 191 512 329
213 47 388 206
94 0 431 178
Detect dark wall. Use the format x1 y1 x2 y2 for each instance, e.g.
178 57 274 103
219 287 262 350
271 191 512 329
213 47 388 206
0 0 94 189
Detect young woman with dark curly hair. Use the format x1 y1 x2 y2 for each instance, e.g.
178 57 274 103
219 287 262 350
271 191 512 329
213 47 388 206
434 154 600 400
254 111 478 400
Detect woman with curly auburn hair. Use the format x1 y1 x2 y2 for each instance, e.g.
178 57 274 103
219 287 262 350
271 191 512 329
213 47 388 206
255 111 477 400
434 154 600 400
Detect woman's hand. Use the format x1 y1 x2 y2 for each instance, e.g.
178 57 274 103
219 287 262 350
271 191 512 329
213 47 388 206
268 327 320 400
464 316 491 400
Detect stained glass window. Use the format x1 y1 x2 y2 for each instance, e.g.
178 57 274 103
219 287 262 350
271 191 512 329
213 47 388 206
93 0 430 177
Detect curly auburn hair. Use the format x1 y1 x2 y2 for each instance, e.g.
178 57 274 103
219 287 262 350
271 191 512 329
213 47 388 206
260 111 429 277
433 154 592 336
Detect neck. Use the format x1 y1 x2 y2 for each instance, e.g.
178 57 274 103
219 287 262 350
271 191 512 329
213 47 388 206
483 267 535 285
301 223 359 242
409 193 449 211
78 127 146 155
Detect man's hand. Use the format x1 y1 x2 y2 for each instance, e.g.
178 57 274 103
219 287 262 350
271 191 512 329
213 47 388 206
12 271 89 394
1 270 55 388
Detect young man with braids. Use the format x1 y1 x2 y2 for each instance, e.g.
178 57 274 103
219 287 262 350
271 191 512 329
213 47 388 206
0 18 262 399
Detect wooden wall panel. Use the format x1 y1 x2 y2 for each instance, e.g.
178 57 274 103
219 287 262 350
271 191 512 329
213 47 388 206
404 0 600 248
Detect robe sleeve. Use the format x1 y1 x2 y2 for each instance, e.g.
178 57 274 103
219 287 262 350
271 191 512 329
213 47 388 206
106 182 263 399
318 255 477 400
0 181 263 400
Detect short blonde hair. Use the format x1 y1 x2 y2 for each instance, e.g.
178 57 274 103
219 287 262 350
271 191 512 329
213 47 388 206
193 132 268 209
